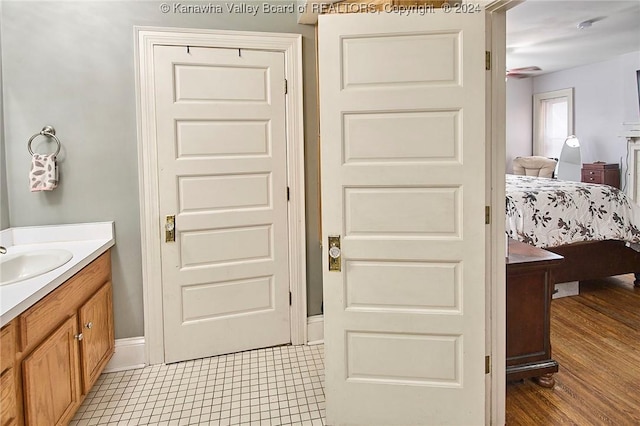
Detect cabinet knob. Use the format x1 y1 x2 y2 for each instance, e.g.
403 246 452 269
74 333 84 341
85 322 93 329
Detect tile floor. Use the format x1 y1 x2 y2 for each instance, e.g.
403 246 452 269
70 344 325 426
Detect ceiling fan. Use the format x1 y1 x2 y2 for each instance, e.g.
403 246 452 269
506 66 542 79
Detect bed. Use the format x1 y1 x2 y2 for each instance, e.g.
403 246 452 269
505 174 640 285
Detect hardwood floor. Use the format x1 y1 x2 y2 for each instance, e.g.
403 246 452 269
506 274 640 425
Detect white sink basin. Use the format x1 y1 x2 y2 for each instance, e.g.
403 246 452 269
0 249 73 286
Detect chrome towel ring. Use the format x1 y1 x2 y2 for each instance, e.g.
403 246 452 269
28 125 61 156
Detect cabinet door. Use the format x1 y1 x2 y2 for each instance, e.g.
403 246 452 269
79 281 115 393
0 369 17 426
1 322 15 375
22 315 81 426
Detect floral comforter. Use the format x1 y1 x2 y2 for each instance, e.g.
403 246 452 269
506 175 640 248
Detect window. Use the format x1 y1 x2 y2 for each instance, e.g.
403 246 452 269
533 88 574 158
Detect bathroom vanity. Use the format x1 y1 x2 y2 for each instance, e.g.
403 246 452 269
0 223 115 425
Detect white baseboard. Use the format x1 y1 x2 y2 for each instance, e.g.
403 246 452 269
307 315 324 345
553 281 579 299
105 322 322 373
104 336 146 373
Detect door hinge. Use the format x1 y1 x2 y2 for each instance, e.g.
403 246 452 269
485 51 491 71
284 79 288 95
289 291 292 306
485 206 491 225
287 186 290 201
485 355 491 374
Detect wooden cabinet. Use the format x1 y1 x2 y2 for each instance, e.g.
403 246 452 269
0 251 114 426
0 321 17 426
0 367 17 426
581 162 620 188
506 239 563 388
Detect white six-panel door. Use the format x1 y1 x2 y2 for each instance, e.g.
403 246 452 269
154 45 291 363
319 11 486 425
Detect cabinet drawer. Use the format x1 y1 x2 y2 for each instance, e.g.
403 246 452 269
20 252 111 352
581 164 620 188
581 170 604 183
0 322 15 374
0 369 17 426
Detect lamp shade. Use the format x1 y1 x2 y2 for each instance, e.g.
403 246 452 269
556 135 582 181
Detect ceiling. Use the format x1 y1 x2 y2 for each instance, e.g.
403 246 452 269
506 0 640 76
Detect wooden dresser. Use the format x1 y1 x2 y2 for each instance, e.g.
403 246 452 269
581 162 620 188
506 239 563 387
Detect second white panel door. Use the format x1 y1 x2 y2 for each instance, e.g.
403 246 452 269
319 10 487 425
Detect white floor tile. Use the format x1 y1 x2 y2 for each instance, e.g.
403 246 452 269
73 345 325 426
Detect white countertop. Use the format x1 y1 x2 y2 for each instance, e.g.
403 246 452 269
0 222 115 327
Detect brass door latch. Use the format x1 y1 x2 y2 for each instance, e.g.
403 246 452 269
328 235 341 271
165 215 175 242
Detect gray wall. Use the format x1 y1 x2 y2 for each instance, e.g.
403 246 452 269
505 77 533 173
1 12 9 231
533 50 640 167
0 1 323 339
506 50 640 177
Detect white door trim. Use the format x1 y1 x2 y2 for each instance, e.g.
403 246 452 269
134 27 307 365
485 1 517 424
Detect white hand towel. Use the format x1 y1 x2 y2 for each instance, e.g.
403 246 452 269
29 154 58 192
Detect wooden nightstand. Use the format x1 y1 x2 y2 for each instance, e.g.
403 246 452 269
581 162 620 188
506 239 563 387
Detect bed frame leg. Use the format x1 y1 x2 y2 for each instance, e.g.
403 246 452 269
635 273 640 287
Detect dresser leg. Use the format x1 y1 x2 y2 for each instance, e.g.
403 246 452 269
533 373 555 388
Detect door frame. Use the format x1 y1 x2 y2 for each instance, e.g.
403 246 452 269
485 1 521 424
134 27 307 365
